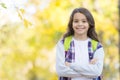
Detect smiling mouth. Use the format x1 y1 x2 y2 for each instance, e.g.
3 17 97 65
76 27 85 29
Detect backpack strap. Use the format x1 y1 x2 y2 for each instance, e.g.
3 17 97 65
61 36 73 80
88 40 98 60
91 40 102 80
91 39 98 52
64 36 99 52
64 36 72 51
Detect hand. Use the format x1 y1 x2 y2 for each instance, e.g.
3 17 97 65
90 58 98 64
65 62 70 66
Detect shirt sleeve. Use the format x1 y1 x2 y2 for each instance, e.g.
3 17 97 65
70 47 104 78
56 40 82 77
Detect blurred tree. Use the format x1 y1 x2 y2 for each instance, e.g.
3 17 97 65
0 0 119 80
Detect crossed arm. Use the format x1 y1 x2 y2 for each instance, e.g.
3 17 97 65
56 41 104 78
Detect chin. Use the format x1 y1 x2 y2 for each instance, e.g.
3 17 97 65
76 32 85 34
76 33 85 35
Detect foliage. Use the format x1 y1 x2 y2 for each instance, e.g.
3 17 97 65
0 0 119 80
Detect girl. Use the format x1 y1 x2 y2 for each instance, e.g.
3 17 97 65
56 7 104 80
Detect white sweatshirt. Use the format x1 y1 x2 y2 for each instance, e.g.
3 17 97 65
56 37 104 80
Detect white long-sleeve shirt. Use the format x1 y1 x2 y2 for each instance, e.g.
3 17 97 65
56 37 104 80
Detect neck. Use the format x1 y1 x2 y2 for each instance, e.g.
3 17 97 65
73 34 88 41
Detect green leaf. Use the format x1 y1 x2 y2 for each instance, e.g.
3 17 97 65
0 3 7 9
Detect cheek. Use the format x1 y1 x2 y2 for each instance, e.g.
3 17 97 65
72 22 77 28
86 24 89 29
72 24 76 30
86 27 89 31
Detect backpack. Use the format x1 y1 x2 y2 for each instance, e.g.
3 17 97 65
59 36 102 80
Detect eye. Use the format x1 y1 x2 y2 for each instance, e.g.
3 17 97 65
82 20 87 23
73 20 78 23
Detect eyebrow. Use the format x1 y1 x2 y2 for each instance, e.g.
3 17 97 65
73 19 87 20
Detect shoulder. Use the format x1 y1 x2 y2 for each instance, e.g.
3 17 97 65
56 38 64 47
93 41 104 57
57 36 72 45
90 39 103 52
90 39 103 48
56 39 65 52
58 38 64 44
97 42 103 49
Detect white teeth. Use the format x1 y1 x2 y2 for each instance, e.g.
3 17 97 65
76 28 84 29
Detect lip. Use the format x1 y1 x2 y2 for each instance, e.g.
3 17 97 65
76 27 85 29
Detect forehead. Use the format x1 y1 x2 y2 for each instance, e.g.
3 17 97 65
73 12 87 20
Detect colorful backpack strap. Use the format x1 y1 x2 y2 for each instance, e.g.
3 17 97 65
91 40 102 80
91 39 98 51
64 36 99 52
64 36 72 51
91 40 102 53
64 37 100 52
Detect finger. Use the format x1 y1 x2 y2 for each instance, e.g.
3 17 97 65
90 60 97 64
65 62 70 66
90 61 95 64
91 58 98 62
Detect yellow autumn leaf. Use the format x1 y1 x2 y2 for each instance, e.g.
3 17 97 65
20 8 25 14
23 19 32 28
17 8 25 20
18 11 23 20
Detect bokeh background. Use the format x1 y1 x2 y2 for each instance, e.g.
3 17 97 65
0 0 119 80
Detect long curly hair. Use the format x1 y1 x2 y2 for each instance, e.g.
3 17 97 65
63 7 99 42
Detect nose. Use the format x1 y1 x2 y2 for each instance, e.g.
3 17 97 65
78 21 83 26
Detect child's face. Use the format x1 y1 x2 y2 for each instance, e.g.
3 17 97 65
72 12 89 36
